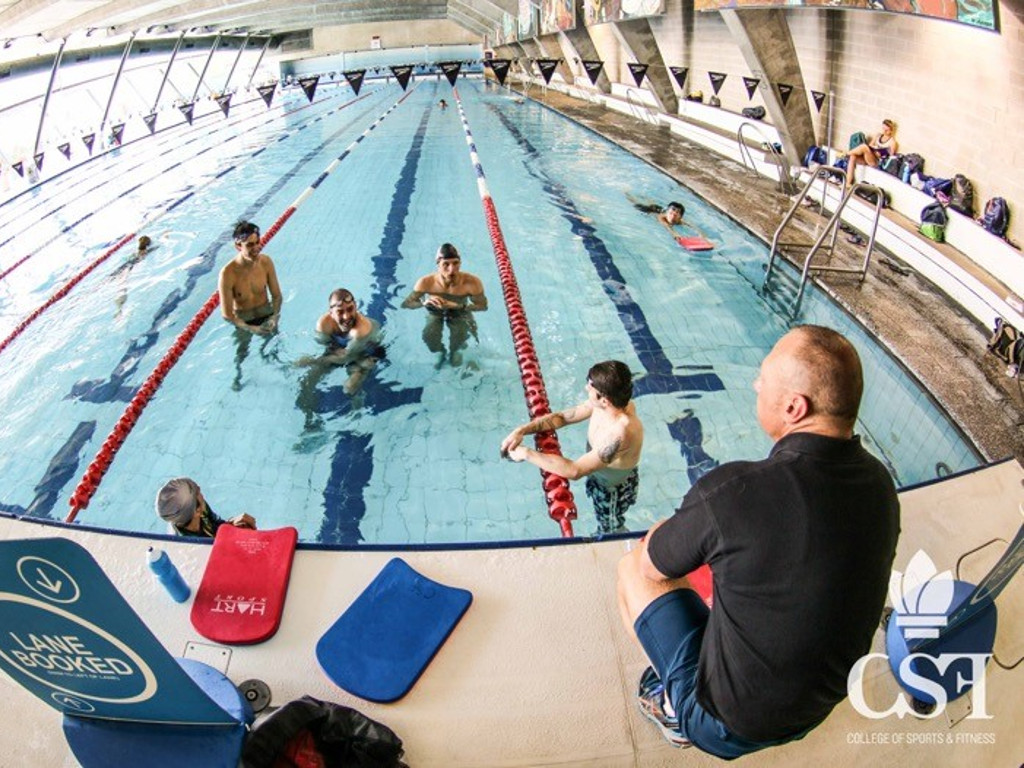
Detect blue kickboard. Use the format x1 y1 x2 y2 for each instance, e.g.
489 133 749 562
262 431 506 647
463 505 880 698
316 558 473 703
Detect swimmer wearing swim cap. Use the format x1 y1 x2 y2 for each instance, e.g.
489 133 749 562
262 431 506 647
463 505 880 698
401 242 488 366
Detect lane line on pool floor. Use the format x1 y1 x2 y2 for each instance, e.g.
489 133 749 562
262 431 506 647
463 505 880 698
66 85 419 522
452 85 578 538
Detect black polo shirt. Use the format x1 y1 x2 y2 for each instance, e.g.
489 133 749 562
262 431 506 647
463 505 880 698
648 431 900 742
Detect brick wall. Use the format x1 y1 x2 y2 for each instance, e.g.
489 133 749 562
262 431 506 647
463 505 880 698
609 0 1024 243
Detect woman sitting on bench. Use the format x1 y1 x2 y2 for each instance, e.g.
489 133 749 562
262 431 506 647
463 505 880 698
843 118 898 185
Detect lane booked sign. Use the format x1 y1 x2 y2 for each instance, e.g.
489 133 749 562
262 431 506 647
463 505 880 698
0 538 236 724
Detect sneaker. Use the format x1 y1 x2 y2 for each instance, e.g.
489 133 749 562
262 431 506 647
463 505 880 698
637 667 691 748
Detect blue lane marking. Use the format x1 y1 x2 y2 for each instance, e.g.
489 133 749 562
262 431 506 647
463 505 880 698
485 95 721 480
317 94 434 545
2 96 390 520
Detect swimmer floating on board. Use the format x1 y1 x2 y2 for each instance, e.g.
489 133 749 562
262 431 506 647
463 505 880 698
626 192 714 251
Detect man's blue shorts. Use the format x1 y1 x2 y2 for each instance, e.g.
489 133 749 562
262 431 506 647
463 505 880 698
634 588 810 760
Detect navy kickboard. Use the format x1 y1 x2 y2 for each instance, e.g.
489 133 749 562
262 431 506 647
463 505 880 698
315 558 473 703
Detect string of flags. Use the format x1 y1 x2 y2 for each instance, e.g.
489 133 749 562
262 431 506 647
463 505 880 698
486 57 829 114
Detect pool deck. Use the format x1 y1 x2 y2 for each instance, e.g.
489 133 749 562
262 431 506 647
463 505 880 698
0 459 1021 766
523 87 1024 466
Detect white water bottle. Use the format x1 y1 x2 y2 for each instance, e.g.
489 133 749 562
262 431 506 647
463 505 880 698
147 547 191 602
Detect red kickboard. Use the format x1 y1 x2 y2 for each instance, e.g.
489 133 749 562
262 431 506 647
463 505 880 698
676 236 714 251
191 526 298 645
687 564 714 608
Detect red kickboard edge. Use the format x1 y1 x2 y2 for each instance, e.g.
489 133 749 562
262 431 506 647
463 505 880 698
676 236 714 251
191 526 298 645
687 564 714 608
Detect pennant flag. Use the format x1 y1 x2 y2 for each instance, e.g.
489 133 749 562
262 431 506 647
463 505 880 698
257 82 277 107
111 123 125 145
12 161 24 177
216 94 232 117
34 153 44 172
708 72 727 95
582 60 604 85
669 66 689 89
777 83 793 107
811 90 827 112
343 70 365 96
390 65 413 91
440 61 462 86
490 59 511 86
298 75 320 102
178 102 195 125
57 142 71 160
82 133 95 154
628 62 649 87
742 76 760 100
143 113 157 134
536 59 559 85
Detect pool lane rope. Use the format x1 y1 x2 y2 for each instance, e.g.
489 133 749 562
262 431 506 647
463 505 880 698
0 89 382 363
65 87 417 523
452 86 578 538
0 85 363 281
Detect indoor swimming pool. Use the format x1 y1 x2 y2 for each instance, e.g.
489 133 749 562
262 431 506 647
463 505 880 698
0 76 982 544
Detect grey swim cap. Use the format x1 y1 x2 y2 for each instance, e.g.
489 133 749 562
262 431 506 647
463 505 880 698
155 477 199 527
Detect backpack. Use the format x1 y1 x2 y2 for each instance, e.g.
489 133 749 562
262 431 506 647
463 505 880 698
741 106 765 120
855 186 889 208
979 197 1010 237
803 145 827 167
922 176 952 198
849 131 867 149
709 95 721 107
901 153 925 177
919 202 947 242
879 154 903 176
948 174 974 217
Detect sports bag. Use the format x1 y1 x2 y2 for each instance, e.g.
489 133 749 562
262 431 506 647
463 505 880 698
741 106 765 120
849 131 867 149
922 176 952 198
919 201 947 242
979 197 1010 237
901 153 925 177
803 145 827 167
948 174 974 217
879 154 904 176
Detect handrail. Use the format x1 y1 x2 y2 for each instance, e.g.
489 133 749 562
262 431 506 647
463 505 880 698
763 164 847 289
793 181 885 304
625 88 656 125
763 170 884 310
736 121 798 194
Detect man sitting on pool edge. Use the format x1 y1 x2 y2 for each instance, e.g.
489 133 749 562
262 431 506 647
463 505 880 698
500 361 643 534
616 326 899 758
156 477 257 538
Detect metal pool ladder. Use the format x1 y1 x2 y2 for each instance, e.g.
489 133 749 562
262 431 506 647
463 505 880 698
736 121 800 195
625 88 657 124
763 166 885 306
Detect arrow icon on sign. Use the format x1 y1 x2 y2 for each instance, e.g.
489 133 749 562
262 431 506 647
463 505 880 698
35 568 63 594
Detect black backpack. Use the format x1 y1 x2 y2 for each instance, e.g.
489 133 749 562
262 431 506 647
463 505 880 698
948 174 975 217
741 106 766 120
901 153 925 177
980 197 1009 237
879 154 903 176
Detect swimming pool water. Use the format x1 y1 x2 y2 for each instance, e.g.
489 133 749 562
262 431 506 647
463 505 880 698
0 77 981 544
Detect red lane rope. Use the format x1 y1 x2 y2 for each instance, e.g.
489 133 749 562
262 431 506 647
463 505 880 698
0 233 136 358
453 87 577 537
66 89 414 523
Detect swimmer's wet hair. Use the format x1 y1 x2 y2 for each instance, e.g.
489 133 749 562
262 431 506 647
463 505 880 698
436 242 460 260
587 360 633 408
233 219 260 242
665 202 685 216
329 288 355 305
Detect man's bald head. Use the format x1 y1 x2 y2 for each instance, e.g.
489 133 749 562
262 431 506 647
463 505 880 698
756 326 863 440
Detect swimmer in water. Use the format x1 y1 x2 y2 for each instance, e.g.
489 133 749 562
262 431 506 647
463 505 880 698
402 243 488 367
